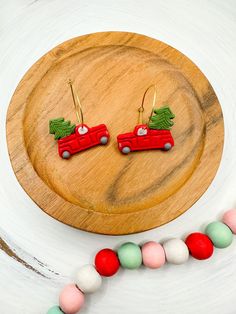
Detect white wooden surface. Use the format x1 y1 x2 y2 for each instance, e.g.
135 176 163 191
0 1 236 313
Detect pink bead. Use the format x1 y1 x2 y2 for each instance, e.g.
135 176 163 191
223 209 236 234
141 241 166 269
59 284 84 314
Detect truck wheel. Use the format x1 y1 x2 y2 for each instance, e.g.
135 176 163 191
100 136 108 145
122 146 131 154
164 143 172 151
62 151 71 159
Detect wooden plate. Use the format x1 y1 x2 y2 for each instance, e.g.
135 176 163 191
6 32 224 235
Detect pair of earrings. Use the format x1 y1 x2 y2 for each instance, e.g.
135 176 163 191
49 81 175 159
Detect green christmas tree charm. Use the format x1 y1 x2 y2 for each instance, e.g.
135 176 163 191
49 118 76 140
149 106 175 130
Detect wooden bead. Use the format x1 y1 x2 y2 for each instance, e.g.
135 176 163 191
95 248 120 277
163 238 189 265
141 241 166 269
117 242 142 269
47 306 64 314
185 232 214 260
205 221 233 248
222 209 236 234
59 284 84 314
75 264 102 293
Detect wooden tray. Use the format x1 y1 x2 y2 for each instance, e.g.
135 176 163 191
6 32 224 235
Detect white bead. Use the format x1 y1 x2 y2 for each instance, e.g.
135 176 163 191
75 264 102 293
163 238 189 265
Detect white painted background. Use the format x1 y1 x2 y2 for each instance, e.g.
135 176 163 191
0 1 236 313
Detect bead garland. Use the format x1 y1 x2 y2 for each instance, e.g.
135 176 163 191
47 209 236 314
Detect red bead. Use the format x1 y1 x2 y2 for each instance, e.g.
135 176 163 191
185 232 214 260
95 248 120 277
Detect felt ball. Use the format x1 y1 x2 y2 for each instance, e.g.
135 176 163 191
205 221 233 248
95 248 120 277
47 306 64 314
185 232 214 260
59 284 84 314
75 264 102 293
163 238 189 265
141 241 166 269
222 209 236 234
117 242 142 269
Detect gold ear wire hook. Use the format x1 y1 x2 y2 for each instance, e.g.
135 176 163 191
68 79 84 125
138 84 157 125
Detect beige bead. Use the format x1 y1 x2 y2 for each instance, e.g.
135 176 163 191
75 264 102 293
163 238 189 265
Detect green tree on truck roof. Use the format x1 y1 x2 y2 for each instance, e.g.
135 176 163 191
49 118 75 140
149 106 175 130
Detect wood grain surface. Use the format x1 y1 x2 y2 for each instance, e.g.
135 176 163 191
6 31 223 234
1 1 236 314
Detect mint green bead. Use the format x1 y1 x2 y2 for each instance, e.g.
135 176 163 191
205 221 233 248
47 306 64 314
117 242 142 269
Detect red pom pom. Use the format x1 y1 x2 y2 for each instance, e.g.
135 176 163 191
185 232 214 260
95 248 120 277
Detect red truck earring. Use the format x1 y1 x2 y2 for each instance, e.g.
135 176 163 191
117 84 175 154
49 80 110 159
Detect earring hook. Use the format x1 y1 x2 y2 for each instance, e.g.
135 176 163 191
138 84 157 125
68 79 84 125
